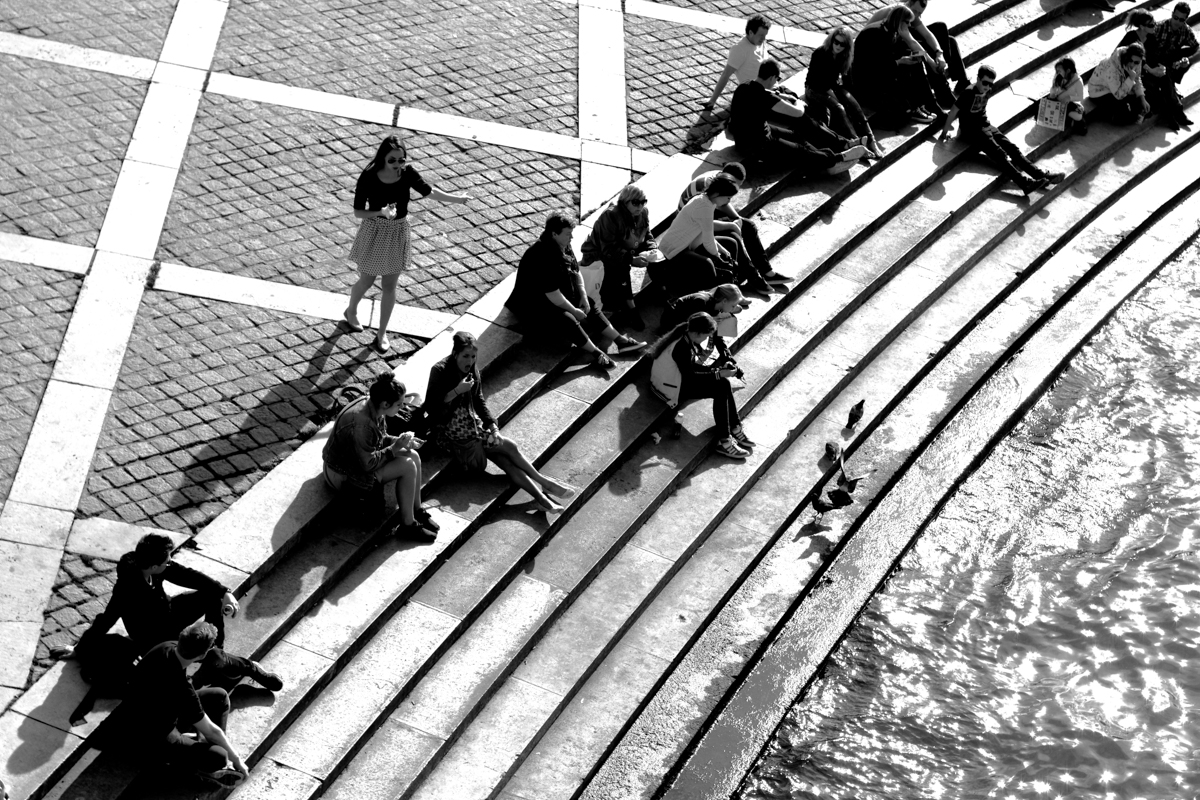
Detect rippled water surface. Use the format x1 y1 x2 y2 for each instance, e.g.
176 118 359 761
742 242 1200 800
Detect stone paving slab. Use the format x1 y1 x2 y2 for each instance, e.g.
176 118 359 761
0 56 147 248
0 261 82 505
653 0 890 33
0 0 176 60
212 0 578 137
625 16 811 156
157 94 581 313
78 290 418 535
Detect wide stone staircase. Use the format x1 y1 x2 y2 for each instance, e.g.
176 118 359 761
7 1 1200 798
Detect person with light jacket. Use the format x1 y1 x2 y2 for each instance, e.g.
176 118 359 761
1087 43 1152 123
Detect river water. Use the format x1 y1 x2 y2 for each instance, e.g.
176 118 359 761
741 239 1200 800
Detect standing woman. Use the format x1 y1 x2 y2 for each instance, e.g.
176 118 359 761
806 27 884 157
345 135 470 354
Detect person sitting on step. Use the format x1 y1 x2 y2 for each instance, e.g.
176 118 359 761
678 162 791 285
425 331 576 513
1046 57 1087 135
506 212 645 369
650 312 753 459
1146 2 1198 128
580 184 657 330
654 176 766 300
1087 43 1152 125
52 533 282 696
659 283 750 336
806 27 885 158
939 65 1065 196
103 622 250 788
702 14 776 116
851 5 941 128
729 59 870 176
1118 9 1186 130
322 371 437 542
863 0 969 110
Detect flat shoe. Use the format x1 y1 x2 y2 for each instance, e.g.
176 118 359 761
414 506 440 532
395 521 436 543
761 270 791 284
614 335 646 353
342 312 364 332
373 338 391 354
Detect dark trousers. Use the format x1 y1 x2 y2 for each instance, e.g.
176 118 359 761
804 86 873 141
739 131 840 176
599 254 634 311
965 128 1043 187
680 373 740 438
925 22 967 108
160 689 231 773
717 206 771 275
191 647 259 691
1144 72 1184 118
165 590 227 651
651 250 724 300
714 234 759 285
543 306 610 350
1090 93 1144 125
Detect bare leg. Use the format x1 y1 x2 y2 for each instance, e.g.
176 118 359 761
407 448 424 517
373 454 418 525
489 450 562 511
492 436 574 497
346 274 375 328
377 274 399 349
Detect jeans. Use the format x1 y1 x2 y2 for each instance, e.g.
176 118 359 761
680 373 740 438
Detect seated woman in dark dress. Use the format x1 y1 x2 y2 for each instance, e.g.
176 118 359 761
506 212 645 369
806 26 885 157
851 4 940 128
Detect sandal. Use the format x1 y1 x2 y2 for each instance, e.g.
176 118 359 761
591 349 615 369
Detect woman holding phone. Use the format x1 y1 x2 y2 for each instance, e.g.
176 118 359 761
321 371 436 541
425 331 574 512
851 5 940 127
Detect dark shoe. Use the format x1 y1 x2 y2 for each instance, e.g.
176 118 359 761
199 769 245 788
1041 171 1066 184
1020 176 1050 196
743 276 772 297
731 426 756 449
715 437 749 459
414 505 440 532
613 334 646 353
761 269 791 285
248 662 283 692
395 521 437 543
668 421 684 439
1180 113 1194 126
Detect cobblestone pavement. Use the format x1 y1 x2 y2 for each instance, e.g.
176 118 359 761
213 0 578 136
0 261 82 503
30 553 116 685
0 56 146 247
158 95 581 312
79 291 418 533
655 0 890 31
0 0 176 59
626 16 811 156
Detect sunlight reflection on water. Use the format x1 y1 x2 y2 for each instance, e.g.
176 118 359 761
741 240 1200 800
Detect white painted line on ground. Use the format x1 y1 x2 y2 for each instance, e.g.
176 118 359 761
0 31 155 80
67 517 188 562
206 71 394 127
152 61 208 90
6 382 113 513
53 252 152 389
632 148 673 174
578 3 629 146
582 162 634 218
0 502 74 551
94 159 181 259
154 262 456 339
0 232 93 275
582 139 633 169
626 0 825 46
125 81 204 168
158 0 229 70
396 105 584 161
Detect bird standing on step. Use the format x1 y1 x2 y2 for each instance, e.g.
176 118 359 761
836 455 875 493
846 399 865 429
824 441 842 462
812 487 854 523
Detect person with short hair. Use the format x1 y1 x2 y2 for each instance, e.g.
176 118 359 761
1087 43 1153 124
677 163 790 285
343 135 471 354
322 371 436 542
506 213 644 369
1146 2 1198 126
729 59 869 174
105 622 249 787
424 332 576 512
702 14 773 113
852 5 941 127
940 65 1064 196
580 184 657 330
654 177 749 299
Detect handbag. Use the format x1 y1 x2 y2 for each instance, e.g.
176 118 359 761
1036 97 1067 130
443 397 488 472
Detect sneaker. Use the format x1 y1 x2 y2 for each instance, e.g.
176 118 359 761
200 769 245 788
909 108 936 123
715 437 749 459
731 426 756 449
414 505 440 532
395 521 437 543
1020 175 1050 196
1041 171 1066 184
613 334 646 353
743 276 772 297
248 662 283 692
761 269 791 285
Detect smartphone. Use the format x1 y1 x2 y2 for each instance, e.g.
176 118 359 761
411 437 425 450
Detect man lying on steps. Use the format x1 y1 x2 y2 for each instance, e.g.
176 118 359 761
52 533 282 697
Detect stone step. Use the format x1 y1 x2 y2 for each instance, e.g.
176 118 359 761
411 92 1200 800
15 3 1115 798
658 140 1200 800
581 122 1200 800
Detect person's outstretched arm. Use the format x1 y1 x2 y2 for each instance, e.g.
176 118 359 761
705 63 740 110
939 106 960 140
194 715 249 779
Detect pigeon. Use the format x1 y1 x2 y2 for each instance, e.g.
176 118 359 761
824 441 842 462
836 455 875 493
847 399 865 429
812 487 854 522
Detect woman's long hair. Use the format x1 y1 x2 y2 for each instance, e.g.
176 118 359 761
649 312 717 358
882 4 915 36
820 26 855 76
365 135 407 174
1053 56 1078 88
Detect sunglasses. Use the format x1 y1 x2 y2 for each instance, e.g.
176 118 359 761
385 155 406 164
980 79 994 86
627 199 647 207
832 39 848 47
